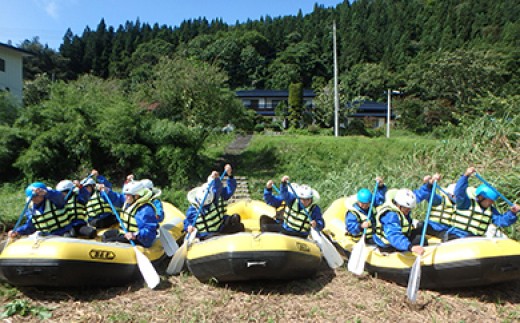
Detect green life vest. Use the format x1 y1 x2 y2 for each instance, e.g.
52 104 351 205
86 190 114 219
450 199 493 236
119 190 156 232
283 200 314 233
194 196 227 233
345 196 374 241
62 192 87 223
31 199 71 233
375 201 412 245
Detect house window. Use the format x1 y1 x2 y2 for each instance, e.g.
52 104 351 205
250 99 259 110
0 58 5 72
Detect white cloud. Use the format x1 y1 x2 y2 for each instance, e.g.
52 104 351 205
35 0 60 19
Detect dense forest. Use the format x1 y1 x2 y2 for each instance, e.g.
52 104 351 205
1 0 518 187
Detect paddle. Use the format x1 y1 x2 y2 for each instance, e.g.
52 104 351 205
475 173 514 207
348 180 379 275
101 190 160 289
158 218 181 257
406 180 437 303
4 197 32 250
437 186 456 204
287 182 344 269
166 170 227 275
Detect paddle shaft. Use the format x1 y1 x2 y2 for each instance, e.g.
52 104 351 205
363 180 379 235
475 173 514 207
420 181 438 246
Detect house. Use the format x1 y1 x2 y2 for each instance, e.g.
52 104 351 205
235 89 316 117
346 100 395 129
0 42 32 102
236 89 394 128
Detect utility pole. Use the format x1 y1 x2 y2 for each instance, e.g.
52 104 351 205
333 21 339 137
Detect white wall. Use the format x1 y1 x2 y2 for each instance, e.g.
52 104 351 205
0 47 24 102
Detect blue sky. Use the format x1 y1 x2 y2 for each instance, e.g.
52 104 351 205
0 0 344 50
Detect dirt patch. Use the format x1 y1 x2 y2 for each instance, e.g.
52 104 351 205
2 263 519 322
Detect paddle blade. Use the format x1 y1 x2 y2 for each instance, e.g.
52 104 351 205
347 237 366 275
406 256 422 303
166 241 187 275
134 247 160 289
312 229 344 269
159 226 178 257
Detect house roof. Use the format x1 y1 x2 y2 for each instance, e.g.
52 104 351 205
236 89 316 98
0 42 33 56
347 101 395 118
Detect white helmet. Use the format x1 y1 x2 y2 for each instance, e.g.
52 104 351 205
81 177 96 186
394 189 417 209
141 179 153 189
123 181 145 196
56 180 74 192
196 184 214 206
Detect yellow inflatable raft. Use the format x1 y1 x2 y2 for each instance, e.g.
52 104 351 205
186 200 323 283
0 202 185 287
323 197 520 289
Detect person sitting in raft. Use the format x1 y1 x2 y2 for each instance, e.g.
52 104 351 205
139 178 165 223
100 180 158 248
427 166 519 240
372 174 442 255
277 175 325 238
55 179 97 238
345 176 387 244
183 164 243 239
82 169 119 229
261 179 286 232
8 182 70 238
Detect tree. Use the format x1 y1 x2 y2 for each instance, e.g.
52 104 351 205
288 83 304 128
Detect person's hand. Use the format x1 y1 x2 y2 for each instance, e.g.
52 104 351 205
7 230 18 239
375 176 384 187
432 173 442 183
34 187 47 196
361 221 370 229
187 225 195 233
124 232 136 241
73 180 80 187
511 204 520 214
464 167 476 177
266 180 273 189
224 164 232 176
126 174 134 182
96 183 106 192
423 175 432 184
310 220 317 228
91 169 99 177
281 175 290 183
411 245 425 255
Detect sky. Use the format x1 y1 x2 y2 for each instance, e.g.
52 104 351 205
0 0 345 50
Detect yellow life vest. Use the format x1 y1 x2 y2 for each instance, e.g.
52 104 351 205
375 201 412 245
345 196 374 240
283 200 314 233
429 193 455 226
450 199 493 236
31 199 71 232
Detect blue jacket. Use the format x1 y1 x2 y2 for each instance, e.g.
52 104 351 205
428 175 517 238
183 176 237 237
279 183 324 236
345 185 387 235
373 183 440 251
103 189 158 248
15 189 68 235
263 187 284 208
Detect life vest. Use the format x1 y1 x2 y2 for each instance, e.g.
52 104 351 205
283 200 314 233
449 199 493 236
62 192 88 223
429 194 455 226
30 199 71 233
119 190 157 232
375 201 412 245
345 196 374 240
193 196 227 233
86 190 114 219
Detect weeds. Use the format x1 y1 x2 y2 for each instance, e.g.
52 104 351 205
1 299 53 320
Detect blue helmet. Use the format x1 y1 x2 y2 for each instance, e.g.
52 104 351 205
475 184 498 201
25 182 47 197
357 188 373 204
